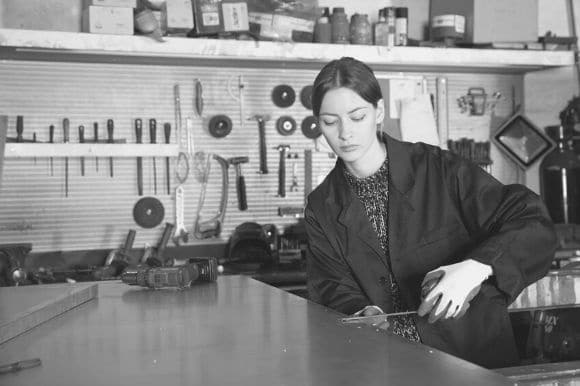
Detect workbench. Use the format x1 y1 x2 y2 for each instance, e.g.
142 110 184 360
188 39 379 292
0 276 512 386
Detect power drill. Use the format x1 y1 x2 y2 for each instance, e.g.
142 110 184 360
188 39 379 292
121 257 219 289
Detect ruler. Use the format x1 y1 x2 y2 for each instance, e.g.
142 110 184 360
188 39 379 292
436 77 449 150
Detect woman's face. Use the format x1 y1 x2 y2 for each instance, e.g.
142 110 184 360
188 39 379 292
318 87 385 168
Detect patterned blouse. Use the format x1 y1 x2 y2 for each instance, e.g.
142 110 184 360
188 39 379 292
343 157 421 343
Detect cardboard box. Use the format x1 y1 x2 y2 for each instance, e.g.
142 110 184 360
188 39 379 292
0 0 82 32
82 5 134 35
191 0 249 36
246 0 317 42
83 0 137 7
162 0 195 35
430 0 538 43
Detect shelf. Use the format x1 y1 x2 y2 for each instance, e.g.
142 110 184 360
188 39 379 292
0 28 575 73
4 144 179 158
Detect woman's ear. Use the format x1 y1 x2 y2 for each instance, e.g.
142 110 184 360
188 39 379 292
376 98 385 124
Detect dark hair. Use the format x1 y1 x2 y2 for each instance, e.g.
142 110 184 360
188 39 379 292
312 57 383 117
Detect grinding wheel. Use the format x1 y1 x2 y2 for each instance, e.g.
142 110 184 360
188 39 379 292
276 116 297 136
133 197 165 228
301 116 321 139
208 114 233 138
271 84 295 108
300 85 313 110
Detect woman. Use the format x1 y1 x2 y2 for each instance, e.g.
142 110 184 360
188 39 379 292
305 57 557 368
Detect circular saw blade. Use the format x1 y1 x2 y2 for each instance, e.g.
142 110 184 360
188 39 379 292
271 84 296 108
301 115 322 139
300 85 313 110
133 197 165 229
276 116 297 136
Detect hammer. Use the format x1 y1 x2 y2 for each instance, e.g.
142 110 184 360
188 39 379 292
248 115 270 174
228 156 249 211
276 144 291 198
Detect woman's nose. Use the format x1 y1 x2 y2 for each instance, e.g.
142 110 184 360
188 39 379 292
338 121 353 140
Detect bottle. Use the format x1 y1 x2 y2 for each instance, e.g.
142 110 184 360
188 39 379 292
540 125 580 224
314 7 332 43
374 8 389 46
350 14 372 45
383 2 396 47
395 7 408 46
331 7 350 44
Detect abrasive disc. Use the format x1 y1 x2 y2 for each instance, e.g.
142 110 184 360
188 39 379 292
133 196 165 228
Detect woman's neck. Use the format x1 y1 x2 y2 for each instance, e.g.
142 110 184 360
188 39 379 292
345 140 387 178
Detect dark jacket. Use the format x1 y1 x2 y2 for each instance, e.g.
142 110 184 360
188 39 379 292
305 134 557 368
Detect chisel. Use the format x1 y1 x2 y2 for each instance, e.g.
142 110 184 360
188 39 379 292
49 125 54 176
63 118 70 197
135 118 143 196
149 118 157 195
107 119 114 177
78 125 85 176
164 122 171 195
93 122 99 172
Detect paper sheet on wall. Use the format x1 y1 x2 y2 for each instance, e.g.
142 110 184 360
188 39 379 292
399 94 440 147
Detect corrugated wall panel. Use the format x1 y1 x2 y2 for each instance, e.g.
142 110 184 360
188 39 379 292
0 60 522 252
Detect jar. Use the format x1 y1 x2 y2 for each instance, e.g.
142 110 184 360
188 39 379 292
331 7 350 44
374 8 389 46
350 14 372 45
540 125 580 224
314 7 332 43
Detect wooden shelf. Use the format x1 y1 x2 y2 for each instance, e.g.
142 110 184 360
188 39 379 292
4 143 179 158
0 28 574 73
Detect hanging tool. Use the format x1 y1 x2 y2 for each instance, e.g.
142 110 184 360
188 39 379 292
228 156 249 211
164 122 171 195
32 132 37 165
149 118 157 195
63 118 70 197
78 125 85 176
340 276 441 324
249 115 270 174
300 85 313 110
48 125 54 176
290 160 299 192
304 149 312 204
208 114 233 138
133 196 165 228
16 116 23 143
194 78 204 118
135 119 144 196
276 116 297 136
173 84 182 148
194 153 229 239
173 152 190 246
93 122 99 172
107 119 114 177
271 84 296 108
301 116 321 139
227 75 247 130
276 144 291 198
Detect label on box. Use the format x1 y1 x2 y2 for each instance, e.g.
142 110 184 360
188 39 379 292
84 0 137 8
202 12 221 26
165 0 195 30
222 3 249 31
249 12 313 41
432 14 465 34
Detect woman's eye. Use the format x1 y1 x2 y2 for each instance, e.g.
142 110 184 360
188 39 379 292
322 120 337 126
351 115 365 122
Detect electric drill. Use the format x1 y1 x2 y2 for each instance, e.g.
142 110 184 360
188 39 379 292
121 257 219 289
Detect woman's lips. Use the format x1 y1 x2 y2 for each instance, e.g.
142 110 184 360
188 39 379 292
340 145 358 152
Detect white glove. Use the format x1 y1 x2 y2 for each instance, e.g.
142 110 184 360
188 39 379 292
417 259 492 323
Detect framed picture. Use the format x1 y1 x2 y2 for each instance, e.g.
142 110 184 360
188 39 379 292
492 114 555 168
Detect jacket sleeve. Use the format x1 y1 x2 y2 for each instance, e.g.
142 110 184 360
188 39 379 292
442 152 557 303
305 204 370 315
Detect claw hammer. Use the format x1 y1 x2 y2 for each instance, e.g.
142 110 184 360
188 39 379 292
228 156 249 211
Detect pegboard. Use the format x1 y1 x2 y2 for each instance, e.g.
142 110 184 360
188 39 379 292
0 60 523 252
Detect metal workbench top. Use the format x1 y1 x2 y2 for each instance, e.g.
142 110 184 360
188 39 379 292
0 276 511 386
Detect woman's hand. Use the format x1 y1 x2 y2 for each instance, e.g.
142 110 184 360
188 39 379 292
417 259 492 323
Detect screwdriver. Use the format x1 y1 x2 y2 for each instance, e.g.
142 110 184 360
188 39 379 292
107 119 114 177
164 122 171 195
32 132 37 165
135 118 143 196
149 118 157 195
63 118 70 197
78 125 85 176
49 125 54 176
93 122 99 172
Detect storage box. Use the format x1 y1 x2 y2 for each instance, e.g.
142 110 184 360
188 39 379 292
83 0 137 7
191 0 249 36
82 5 134 35
0 0 82 32
246 0 317 42
162 0 195 35
430 0 538 43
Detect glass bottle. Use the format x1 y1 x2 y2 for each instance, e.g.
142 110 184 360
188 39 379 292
350 13 372 45
314 7 332 43
374 8 389 46
331 7 350 44
395 7 408 46
540 125 580 224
